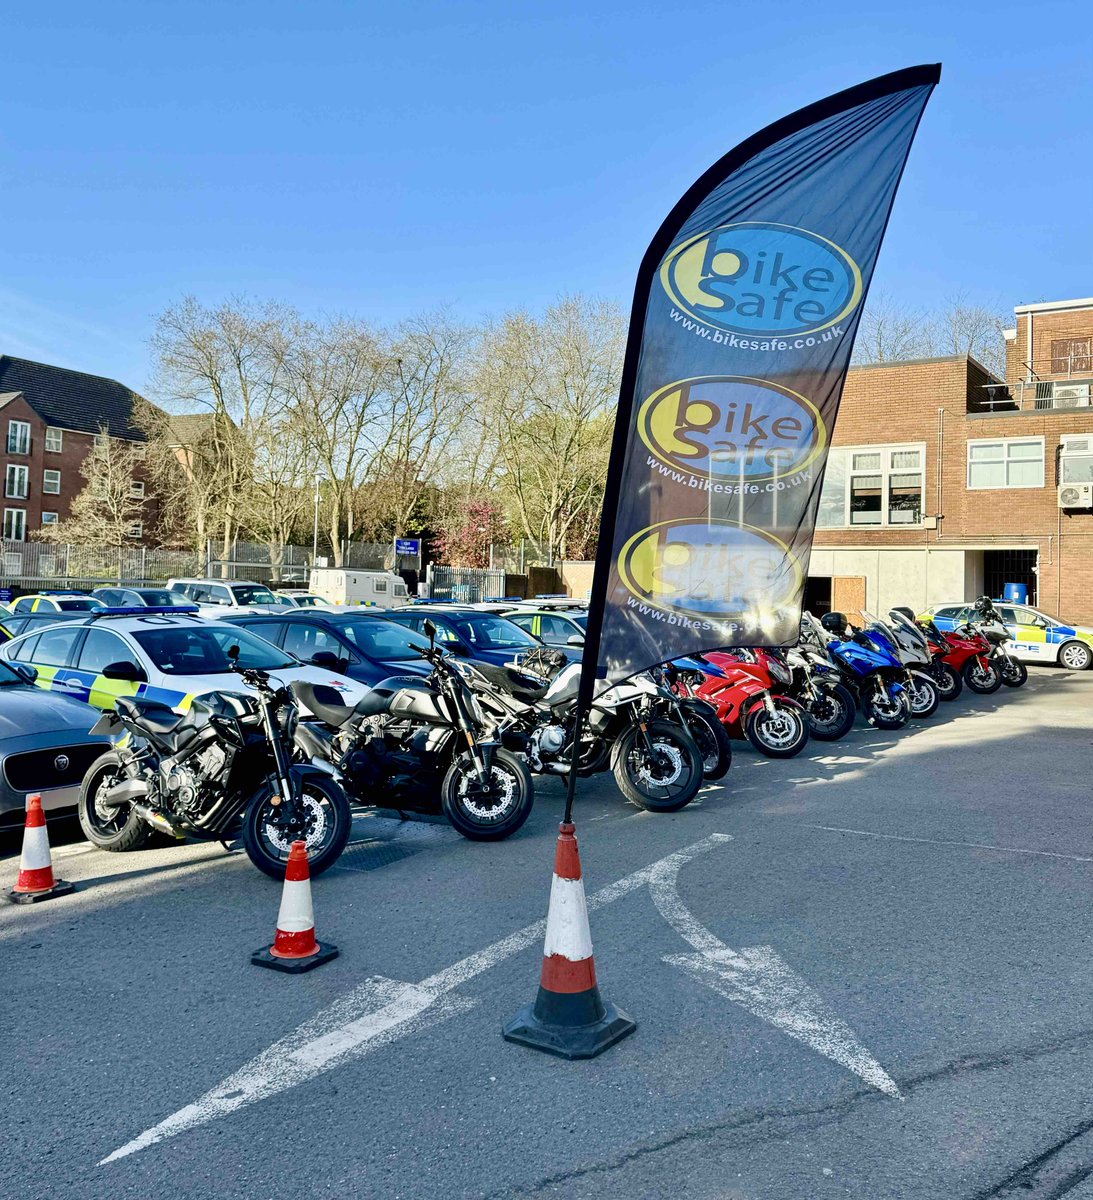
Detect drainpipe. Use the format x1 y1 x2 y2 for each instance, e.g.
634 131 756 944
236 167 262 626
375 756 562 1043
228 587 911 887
1026 312 1034 384
935 407 945 541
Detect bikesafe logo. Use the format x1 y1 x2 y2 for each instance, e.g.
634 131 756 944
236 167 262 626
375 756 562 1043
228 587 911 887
659 221 862 341
638 376 826 484
617 519 801 622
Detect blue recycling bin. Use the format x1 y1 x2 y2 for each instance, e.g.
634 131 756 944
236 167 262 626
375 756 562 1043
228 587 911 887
1002 582 1028 604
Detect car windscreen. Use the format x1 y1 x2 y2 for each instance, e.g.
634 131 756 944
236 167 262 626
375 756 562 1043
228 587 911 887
137 590 188 606
339 618 432 661
132 624 295 674
57 598 104 611
230 584 277 606
449 615 540 650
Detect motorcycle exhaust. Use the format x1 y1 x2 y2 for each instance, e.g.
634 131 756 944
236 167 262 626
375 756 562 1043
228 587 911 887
131 803 181 838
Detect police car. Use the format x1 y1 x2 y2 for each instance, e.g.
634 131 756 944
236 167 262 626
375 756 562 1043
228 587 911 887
0 606 369 713
920 602 1093 670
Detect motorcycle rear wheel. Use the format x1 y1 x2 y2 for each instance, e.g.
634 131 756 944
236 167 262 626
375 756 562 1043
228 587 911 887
682 708 732 780
745 703 810 758
934 662 963 701
1000 658 1028 687
77 752 154 852
610 719 702 811
806 684 856 741
441 748 534 841
962 658 1002 695
242 773 353 879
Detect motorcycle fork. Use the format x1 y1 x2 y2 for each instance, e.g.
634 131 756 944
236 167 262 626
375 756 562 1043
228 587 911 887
258 699 294 808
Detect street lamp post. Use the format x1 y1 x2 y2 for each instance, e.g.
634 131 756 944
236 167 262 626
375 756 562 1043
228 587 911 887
312 473 322 565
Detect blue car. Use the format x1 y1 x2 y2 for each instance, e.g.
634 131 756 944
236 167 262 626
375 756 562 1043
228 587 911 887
387 606 579 667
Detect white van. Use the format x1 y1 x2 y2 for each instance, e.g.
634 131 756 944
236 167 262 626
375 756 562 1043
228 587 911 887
307 568 409 609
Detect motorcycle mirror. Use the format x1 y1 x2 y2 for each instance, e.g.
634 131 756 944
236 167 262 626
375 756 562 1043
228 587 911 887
423 618 437 643
227 644 240 661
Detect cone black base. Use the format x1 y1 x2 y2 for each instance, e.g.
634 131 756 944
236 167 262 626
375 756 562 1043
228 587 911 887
251 941 339 974
4 878 75 906
502 999 636 1059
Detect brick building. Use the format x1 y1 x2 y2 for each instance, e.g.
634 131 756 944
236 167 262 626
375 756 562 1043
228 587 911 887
0 356 157 542
809 296 1093 622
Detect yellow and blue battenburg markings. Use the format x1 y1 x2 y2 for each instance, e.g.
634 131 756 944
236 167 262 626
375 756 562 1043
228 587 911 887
28 664 196 712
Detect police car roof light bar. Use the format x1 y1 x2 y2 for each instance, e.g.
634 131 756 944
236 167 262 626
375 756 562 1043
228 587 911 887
92 605 201 617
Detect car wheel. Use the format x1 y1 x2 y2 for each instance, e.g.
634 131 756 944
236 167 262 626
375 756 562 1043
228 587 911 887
1059 641 1093 671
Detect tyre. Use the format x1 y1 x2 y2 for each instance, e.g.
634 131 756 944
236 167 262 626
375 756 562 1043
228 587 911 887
77 752 154 852
962 657 1002 695
681 708 732 780
610 719 703 811
1058 641 1093 671
805 684 856 741
933 662 963 701
745 702 810 758
906 673 939 719
242 771 353 879
441 748 534 841
864 685 911 730
999 656 1028 687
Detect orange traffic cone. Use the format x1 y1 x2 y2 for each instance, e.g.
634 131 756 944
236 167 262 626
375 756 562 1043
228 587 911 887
251 840 338 973
5 794 75 905
502 821 635 1058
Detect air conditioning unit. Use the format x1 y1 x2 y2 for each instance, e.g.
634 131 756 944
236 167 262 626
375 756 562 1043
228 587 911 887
1058 482 1093 508
1053 383 1091 407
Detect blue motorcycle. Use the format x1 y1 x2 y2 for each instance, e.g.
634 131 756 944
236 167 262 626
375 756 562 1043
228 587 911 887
805 612 911 730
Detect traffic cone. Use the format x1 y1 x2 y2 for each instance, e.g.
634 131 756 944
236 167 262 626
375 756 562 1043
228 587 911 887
251 840 338 974
502 821 635 1058
4 794 75 905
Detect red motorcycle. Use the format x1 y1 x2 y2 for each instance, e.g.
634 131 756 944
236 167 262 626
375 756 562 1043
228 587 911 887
919 618 1001 696
684 649 810 759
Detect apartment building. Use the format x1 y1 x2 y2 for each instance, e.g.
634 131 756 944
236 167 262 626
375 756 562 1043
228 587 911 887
0 355 155 541
808 297 1093 623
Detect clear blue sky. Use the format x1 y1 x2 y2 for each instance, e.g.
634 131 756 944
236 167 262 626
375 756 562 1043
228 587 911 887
2 0 1091 392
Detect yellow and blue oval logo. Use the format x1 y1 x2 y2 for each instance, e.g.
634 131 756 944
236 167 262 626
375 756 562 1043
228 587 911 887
659 221 862 337
617 519 802 620
638 376 826 482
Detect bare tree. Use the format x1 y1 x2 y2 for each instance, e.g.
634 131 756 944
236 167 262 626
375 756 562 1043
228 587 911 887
928 291 1009 379
852 292 931 364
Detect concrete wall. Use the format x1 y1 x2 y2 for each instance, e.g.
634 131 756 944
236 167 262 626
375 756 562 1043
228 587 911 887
808 547 968 615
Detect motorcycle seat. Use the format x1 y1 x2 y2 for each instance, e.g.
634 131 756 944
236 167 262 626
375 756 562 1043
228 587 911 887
116 696 186 735
466 660 550 704
290 681 360 727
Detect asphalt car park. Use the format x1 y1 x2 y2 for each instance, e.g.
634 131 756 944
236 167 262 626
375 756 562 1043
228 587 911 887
3 664 1092 1200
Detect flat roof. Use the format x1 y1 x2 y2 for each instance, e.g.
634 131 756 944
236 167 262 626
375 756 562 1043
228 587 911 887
1013 297 1093 315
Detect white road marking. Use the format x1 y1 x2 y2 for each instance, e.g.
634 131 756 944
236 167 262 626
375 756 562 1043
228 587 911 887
650 856 902 1099
101 832 732 1164
801 824 1093 864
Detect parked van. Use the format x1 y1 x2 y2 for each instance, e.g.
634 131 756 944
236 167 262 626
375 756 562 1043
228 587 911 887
307 568 409 609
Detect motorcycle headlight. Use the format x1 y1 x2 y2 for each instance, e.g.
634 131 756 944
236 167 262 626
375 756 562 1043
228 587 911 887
771 661 791 685
278 702 299 743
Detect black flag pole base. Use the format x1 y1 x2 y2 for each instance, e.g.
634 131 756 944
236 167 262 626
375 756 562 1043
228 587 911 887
503 994 636 1060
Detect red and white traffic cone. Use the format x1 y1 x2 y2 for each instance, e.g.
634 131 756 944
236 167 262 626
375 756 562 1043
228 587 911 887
4 794 75 905
502 821 635 1058
251 840 338 973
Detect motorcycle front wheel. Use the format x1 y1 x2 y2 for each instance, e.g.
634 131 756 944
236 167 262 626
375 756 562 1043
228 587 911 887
242 773 353 879
77 751 154 852
934 662 963 701
441 748 534 841
682 708 732 780
1000 657 1028 687
962 658 1002 695
610 719 703 811
865 687 911 730
745 703 810 758
906 673 939 719
806 684 856 741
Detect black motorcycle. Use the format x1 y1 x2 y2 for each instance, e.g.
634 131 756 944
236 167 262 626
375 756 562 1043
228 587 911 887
784 645 857 741
651 663 733 779
292 621 534 841
78 653 352 879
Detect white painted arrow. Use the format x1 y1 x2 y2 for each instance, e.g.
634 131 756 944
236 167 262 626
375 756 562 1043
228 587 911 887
101 833 733 1165
651 856 901 1099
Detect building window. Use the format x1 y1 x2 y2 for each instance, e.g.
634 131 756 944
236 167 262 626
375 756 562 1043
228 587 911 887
130 479 145 498
1060 435 1093 484
3 509 27 541
5 465 28 500
44 427 64 453
42 470 61 495
126 521 142 539
41 512 58 526
1051 338 1092 376
7 420 30 456
967 438 1044 489
818 444 924 528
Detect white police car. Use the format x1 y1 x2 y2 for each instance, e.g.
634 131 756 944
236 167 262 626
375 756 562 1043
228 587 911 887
0 607 369 713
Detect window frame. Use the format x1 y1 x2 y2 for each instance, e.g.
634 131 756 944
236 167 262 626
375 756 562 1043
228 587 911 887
966 437 1045 491
3 508 27 541
5 464 28 500
41 511 58 527
6 420 30 456
42 469 61 495
44 427 64 453
817 443 926 530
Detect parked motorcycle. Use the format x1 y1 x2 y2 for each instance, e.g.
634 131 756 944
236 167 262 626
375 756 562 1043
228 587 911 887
689 648 811 758
78 651 352 878
860 611 940 718
969 595 1028 688
292 621 534 841
783 644 857 741
891 607 963 701
805 612 911 730
473 649 705 812
652 660 733 780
